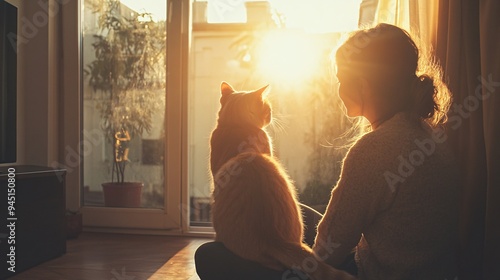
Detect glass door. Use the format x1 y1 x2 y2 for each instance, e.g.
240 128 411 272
187 0 362 231
81 0 181 231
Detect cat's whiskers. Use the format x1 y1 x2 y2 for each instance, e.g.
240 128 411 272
268 114 288 134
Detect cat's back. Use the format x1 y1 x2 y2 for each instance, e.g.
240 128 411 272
210 125 271 177
211 152 302 262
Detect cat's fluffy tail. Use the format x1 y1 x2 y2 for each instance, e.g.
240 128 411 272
266 243 357 280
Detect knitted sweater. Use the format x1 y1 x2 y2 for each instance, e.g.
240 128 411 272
313 112 459 280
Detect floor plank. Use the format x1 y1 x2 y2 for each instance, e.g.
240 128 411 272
9 232 212 280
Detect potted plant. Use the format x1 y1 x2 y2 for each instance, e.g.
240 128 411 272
85 0 166 207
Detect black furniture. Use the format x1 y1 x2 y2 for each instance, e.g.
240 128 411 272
0 165 66 279
195 242 303 280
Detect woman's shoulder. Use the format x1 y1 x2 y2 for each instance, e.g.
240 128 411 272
347 114 422 162
347 112 456 175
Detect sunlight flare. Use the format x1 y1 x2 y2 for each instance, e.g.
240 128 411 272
269 0 361 33
256 30 322 85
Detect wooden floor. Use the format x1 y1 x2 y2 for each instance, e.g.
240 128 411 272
10 232 212 280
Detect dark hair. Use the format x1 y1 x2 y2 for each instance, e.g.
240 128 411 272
335 23 451 127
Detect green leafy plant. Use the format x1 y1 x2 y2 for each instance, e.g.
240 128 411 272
85 0 166 183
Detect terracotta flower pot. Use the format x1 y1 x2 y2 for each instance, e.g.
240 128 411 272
101 182 143 208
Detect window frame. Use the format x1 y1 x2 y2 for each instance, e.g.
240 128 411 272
61 0 204 235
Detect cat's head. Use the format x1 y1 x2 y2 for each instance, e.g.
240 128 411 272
217 82 272 128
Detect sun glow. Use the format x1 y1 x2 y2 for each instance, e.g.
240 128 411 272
253 0 360 86
256 30 322 85
269 0 361 33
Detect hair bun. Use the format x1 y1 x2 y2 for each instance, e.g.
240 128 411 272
412 75 437 120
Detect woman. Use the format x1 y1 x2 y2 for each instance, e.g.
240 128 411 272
313 23 460 279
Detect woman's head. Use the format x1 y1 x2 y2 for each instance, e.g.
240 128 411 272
335 23 451 127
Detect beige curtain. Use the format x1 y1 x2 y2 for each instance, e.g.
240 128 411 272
374 0 410 30
359 0 410 29
435 0 500 279
360 0 439 46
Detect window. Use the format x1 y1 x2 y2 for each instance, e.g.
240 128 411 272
82 0 167 209
188 0 361 227
75 0 419 232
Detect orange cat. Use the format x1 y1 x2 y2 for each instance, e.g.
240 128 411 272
209 82 273 179
209 82 355 279
212 153 356 280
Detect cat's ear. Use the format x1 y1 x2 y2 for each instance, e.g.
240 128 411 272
221 81 235 96
255 84 270 99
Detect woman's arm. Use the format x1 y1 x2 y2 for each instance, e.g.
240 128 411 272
313 133 398 267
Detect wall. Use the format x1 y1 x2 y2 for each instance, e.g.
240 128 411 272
2 0 82 211
0 0 62 167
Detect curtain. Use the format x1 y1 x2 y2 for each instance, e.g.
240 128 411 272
358 0 410 30
435 0 500 279
358 0 438 46
479 1 500 278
